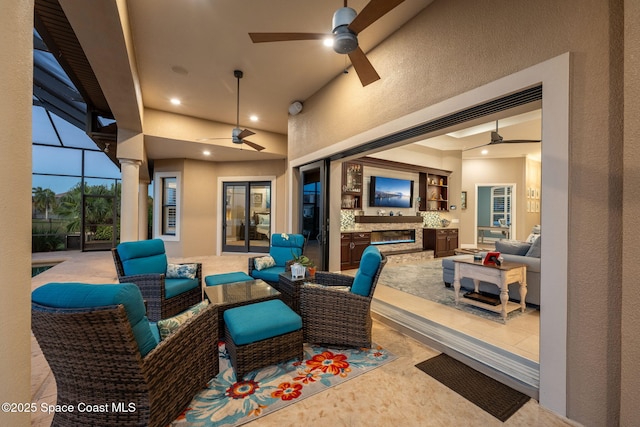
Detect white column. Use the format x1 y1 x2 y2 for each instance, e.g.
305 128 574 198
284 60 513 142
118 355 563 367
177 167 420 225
120 158 141 242
138 180 149 240
0 1 32 425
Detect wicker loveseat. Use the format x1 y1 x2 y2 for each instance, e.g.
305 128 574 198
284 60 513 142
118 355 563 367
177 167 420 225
300 245 387 348
31 282 218 427
112 239 202 321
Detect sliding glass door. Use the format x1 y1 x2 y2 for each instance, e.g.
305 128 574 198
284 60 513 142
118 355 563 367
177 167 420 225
299 160 329 270
222 181 271 253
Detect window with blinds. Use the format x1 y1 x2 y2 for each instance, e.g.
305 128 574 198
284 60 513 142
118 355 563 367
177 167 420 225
162 177 177 235
491 186 512 226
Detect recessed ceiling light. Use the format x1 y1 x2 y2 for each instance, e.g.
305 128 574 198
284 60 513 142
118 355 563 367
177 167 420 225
323 38 334 47
481 149 489 155
170 98 181 105
203 150 211 156
250 115 258 122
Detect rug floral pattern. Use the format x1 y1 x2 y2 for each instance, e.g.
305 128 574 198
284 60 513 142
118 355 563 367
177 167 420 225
172 342 396 426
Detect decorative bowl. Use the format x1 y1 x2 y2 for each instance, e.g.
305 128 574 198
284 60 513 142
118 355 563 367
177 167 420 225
441 219 451 227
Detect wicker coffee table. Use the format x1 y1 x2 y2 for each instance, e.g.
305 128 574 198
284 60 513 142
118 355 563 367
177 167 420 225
204 279 281 338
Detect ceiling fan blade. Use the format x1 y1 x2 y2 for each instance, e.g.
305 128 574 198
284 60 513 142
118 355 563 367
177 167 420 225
348 0 405 34
502 139 542 143
237 129 255 140
249 32 331 43
196 137 229 142
242 139 265 151
463 143 490 152
348 46 380 86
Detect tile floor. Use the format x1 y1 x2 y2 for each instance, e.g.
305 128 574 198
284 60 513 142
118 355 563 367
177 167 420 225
30 251 569 427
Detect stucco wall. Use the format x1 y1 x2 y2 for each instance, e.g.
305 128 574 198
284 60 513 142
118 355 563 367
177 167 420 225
0 1 33 425
154 158 287 257
288 0 624 425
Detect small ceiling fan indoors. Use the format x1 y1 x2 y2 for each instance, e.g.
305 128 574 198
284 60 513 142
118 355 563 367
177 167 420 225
464 120 541 151
248 0 405 86
199 70 265 151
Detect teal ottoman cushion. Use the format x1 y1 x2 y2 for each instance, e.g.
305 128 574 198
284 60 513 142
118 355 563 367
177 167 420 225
32 282 158 357
224 299 302 346
205 272 253 286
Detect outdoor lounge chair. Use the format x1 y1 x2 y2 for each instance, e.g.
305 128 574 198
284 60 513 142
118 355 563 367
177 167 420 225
31 282 218 427
299 245 387 348
112 239 202 321
248 233 305 286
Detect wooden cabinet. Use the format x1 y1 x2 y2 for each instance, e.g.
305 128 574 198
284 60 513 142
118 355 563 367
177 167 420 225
341 161 363 209
423 228 458 258
341 232 371 270
419 170 451 212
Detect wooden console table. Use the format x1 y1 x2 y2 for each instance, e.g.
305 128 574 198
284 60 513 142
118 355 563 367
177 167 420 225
453 258 527 321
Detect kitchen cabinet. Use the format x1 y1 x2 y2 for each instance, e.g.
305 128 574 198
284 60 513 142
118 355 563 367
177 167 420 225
341 232 371 270
424 228 458 257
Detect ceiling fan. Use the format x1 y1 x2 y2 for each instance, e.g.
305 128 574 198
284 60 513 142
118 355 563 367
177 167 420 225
198 70 265 151
464 120 541 151
248 0 405 87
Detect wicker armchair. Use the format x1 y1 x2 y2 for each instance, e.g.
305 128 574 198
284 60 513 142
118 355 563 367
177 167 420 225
31 282 218 427
248 233 305 286
112 239 202 321
300 246 387 348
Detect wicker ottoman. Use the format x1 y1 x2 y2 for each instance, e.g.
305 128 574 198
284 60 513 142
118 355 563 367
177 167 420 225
224 299 303 380
205 272 253 286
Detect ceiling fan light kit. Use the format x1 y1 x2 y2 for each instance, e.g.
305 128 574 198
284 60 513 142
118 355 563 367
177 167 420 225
332 7 358 54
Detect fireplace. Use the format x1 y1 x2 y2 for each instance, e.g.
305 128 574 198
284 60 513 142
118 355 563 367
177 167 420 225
370 229 416 245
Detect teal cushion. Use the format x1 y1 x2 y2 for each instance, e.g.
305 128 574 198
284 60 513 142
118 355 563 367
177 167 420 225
351 246 382 296
205 272 253 286
32 282 158 357
224 299 302 345
249 266 286 283
165 278 199 299
117 239 168 276
269 234 304 266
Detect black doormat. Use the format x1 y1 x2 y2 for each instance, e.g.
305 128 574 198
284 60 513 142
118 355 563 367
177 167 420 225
415 354 530 422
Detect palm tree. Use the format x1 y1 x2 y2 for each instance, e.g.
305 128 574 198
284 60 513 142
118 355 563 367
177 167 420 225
32 186 57 220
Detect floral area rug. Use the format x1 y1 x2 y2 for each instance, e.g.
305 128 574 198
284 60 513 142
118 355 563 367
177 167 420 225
172 342 397 426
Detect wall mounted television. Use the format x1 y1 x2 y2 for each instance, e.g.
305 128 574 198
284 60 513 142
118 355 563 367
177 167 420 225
369 176 414 208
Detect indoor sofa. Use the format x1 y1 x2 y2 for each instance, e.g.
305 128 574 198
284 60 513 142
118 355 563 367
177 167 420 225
442 233 541 306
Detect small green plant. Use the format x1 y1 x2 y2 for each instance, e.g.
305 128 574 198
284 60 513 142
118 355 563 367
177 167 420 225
291 252 314 267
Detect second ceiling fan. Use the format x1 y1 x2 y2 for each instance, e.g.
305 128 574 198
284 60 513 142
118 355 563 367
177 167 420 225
199 70 264 151
248 0 405 87
464 120 541 151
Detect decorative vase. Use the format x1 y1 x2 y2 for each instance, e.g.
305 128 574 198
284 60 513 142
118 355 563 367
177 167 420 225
291 263 306 279
307 266 317 279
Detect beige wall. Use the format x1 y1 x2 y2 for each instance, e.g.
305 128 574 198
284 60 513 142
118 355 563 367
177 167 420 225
288 0 626 425
154 158 287 257
621 0 640 424
0 1 33 425
460 157 538 245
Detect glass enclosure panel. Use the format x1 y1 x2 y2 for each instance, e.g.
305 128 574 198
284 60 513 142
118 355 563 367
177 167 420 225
84 151 121 179
83 194 118 251
50 114 96 149
32 106 59 145
32 145 82 175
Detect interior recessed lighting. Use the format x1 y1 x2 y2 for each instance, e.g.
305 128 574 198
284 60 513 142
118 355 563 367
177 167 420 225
249 115 258 122
323 38 334 47
203 150 211 156
170 98 181 105
481 149 489 155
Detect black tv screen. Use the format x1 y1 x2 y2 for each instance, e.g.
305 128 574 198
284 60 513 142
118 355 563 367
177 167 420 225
369 176 413 208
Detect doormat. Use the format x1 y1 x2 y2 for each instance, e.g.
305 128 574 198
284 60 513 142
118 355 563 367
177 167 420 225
415 353 530 422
